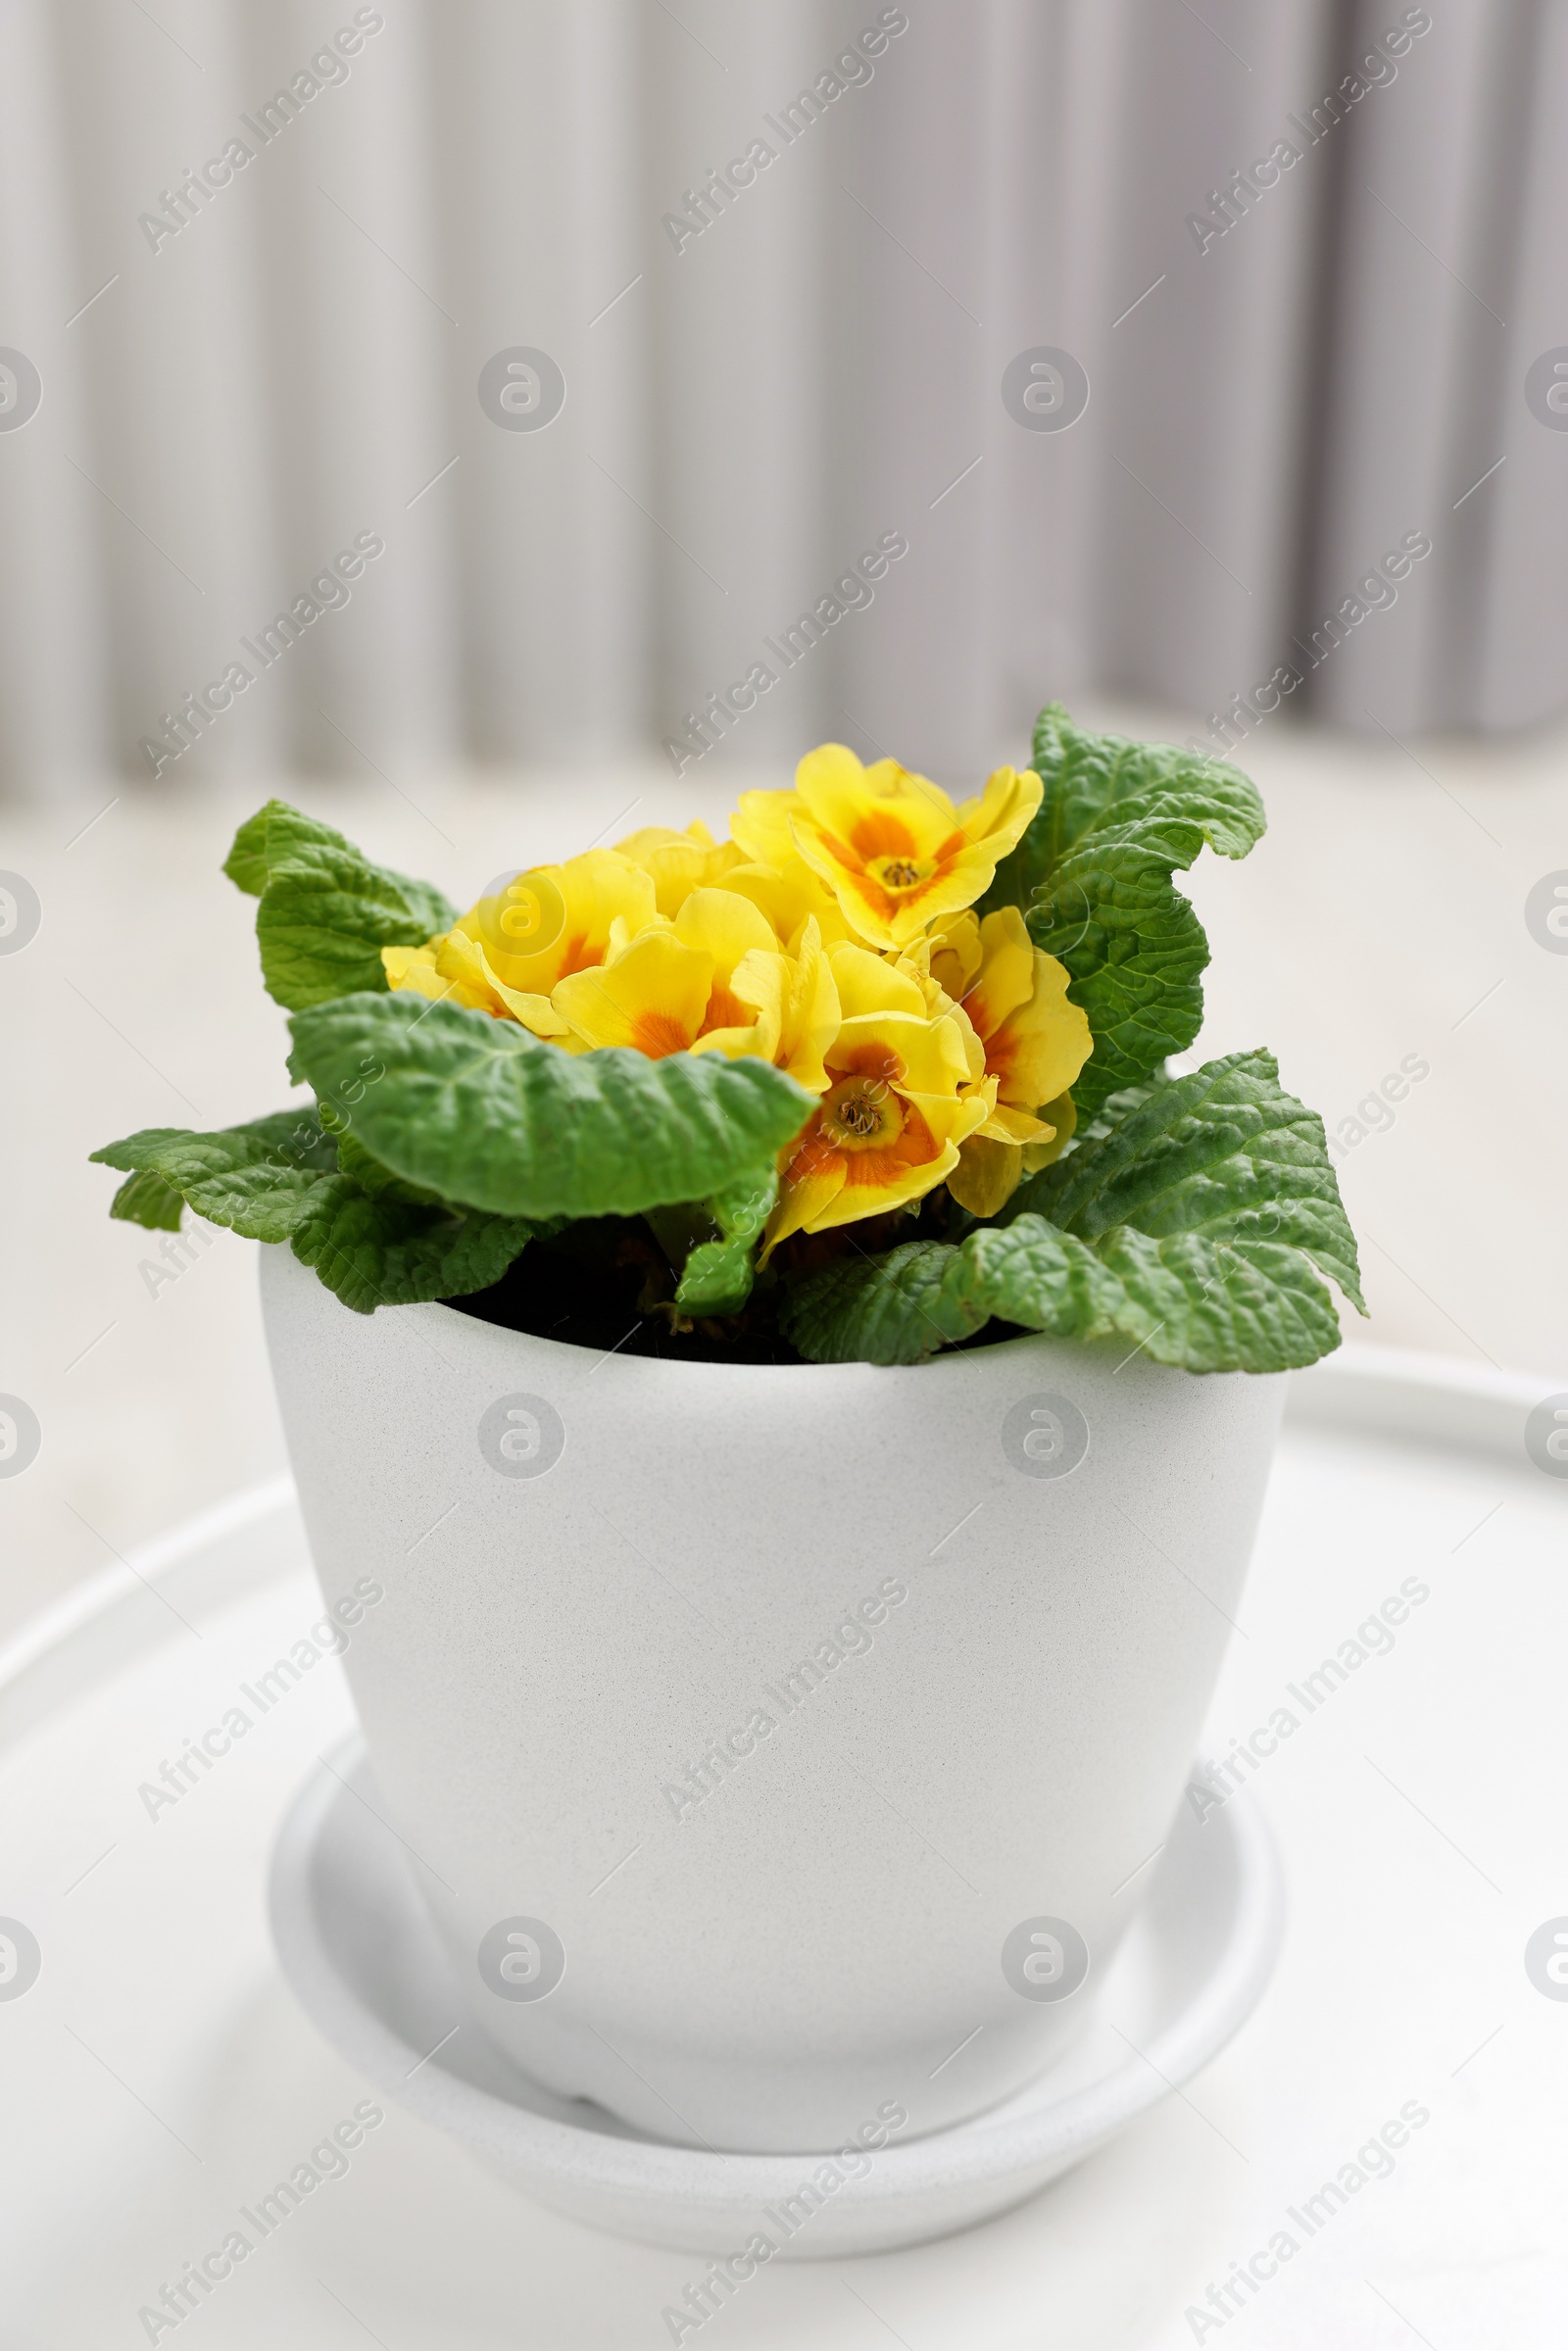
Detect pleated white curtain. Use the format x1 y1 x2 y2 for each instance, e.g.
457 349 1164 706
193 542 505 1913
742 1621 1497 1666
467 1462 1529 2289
0 0 1559 799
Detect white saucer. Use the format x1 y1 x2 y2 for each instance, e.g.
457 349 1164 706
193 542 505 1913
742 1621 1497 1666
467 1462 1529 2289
269 1734 1284 2257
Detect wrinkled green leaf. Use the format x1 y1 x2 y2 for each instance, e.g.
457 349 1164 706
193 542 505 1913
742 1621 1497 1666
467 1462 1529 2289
1059 1077 1164 1156
332 1124 441 1205
1029 837 1213 1115
968 1218 1342 1371
257 847 456 1013
674 1167 779 1316
782 1215 1343 1374
1008 1048 1364 1311
109 1167 186 1231
91 1111 535 1312
225 799 456 1012
286 1186 536 1314
226 801 358 896
779 1239 981 1367
979 707 1267 1117
226 800 454 935
781 1051 1357 1373
984 703 1265 915
288 994 815 1222
91 1113 340 1242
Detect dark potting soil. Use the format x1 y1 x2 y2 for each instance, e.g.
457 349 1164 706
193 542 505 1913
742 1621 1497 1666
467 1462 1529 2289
445 1216 806 1363
444 1199 1020 1366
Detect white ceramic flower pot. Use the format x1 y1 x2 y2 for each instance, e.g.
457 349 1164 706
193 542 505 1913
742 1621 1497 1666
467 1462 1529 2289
261 1243 1284 2155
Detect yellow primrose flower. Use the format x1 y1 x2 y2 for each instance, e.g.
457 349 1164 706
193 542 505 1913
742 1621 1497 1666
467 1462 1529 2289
728 787 804 874
570 883 781 1051
464 847 656 996
1022 1092 1077 1171
675 888 780 1033
926 906 983 1004
552 926 713 1058
550 890 840 1087
764 943 988 1249
383 936 487 1012
931 906 1094 1215
385 849 659 1039
716 857 855 955
700 917 841 1093
615 820 745 916
382 927 572 1035
954 907 1094 1109
738 744 1043 951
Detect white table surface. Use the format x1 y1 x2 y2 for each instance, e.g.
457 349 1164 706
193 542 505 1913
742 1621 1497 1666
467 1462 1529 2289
1 1347 1564 2349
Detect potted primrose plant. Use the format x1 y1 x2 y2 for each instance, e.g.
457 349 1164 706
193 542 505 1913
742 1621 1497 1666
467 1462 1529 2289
93 705 1361 2156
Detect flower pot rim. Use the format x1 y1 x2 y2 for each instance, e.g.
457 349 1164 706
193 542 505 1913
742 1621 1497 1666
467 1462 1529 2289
264 1249 1259 1390
422 1285 1211 1386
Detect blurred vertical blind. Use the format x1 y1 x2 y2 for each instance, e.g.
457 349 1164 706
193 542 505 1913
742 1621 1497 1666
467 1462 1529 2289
0 0 1561 797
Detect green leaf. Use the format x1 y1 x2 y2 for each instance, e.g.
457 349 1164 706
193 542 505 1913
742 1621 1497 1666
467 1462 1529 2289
332 1124 441 1205
109 1167 186 1231
225 800 360 896
288 994 815 1221
782 1215 1344 1374
674 1167 779 1316
91 1113 341 1242
1029 838 1214 1115
226 802 454 935
286 1186 536 1314
1008 1048 1364 1312
256 845 456 1014
91 1111 535 1312
779 1224 1133 1369
983 703 1265 914
973 1218 1343 1371
780 1053 1359 1373
1059 1077 1164 1156
225 799 456 1012
779 1240 985 1367
979 707 1266 1117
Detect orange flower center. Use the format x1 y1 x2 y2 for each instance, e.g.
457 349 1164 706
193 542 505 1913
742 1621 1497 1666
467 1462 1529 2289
630 1009 692 1058
554 933 597 979
699 985 748 1035
821 1074 902 1151
868 855 934 897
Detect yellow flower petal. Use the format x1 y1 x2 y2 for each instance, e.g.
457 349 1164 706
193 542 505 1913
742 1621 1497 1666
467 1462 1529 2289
674 888 778 1032
382 943 454 1004
795 746 956 861
729 792 803 872
1021 1091 1078 1172
467 938 569 1037
962 907 1036 1036
802 1132 961 1233
954 766 1045 861
384 930 509 1016
976 1099 1051 1145
712 917 841 1092
948 1136 1025 1218
770 917 841 1092
616 821 745 916
928 908 982 1003
786 746 1043 950
458 849 657 995
830 1006 971 1098
763 951 989 1243
760 1150 847 1255
719 858 853 953
900 1083 993 1151
552 928 713 1057
973 943 1093 1110
825 940 928 1021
